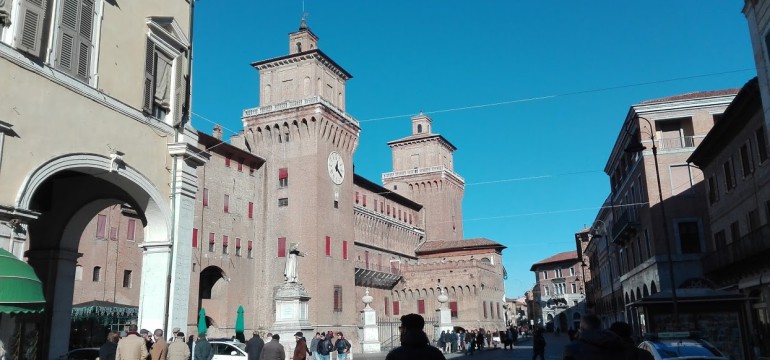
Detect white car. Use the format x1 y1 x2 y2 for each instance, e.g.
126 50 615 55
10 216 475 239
210 340 248 360
638 333 726 360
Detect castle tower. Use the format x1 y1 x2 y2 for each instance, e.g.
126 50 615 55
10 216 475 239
238 19 360 332
382 114 465 241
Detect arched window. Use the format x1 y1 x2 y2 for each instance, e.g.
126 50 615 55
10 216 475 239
92 266 101 282
296 42 302 52
417 124 423 133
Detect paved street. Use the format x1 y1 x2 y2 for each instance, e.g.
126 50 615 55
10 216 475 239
354 333 572 360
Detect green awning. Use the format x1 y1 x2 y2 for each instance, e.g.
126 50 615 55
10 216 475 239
0 248 45 314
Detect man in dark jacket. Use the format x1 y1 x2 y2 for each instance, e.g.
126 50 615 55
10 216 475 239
385 313 446 360
532 328 546 360
259 334 284 360
563 314 628 360
194 333 214 360
292 332 308 360
316 332 333 360
245 331 265 360
99 331 119 360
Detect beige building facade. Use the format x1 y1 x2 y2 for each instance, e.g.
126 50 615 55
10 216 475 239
529 251 586 332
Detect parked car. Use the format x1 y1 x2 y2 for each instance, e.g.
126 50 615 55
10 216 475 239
61 348 100 360
209 340 247 360
638 332 727 360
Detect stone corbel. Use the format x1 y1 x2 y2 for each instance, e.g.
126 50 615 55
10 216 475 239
168 142 209 166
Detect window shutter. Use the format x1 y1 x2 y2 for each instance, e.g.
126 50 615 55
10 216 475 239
393 301 400 316
17 0 47 56
222 235 228 246
127 219 136 240
278 237 286 257
55 0 93 82
95 214 106 238
342 240 347 260
173 55 186 126
248 240 253 250
235 238 241 248
56 0 77 73
325 236 331 257
142 39 155 113
278 167 288 179
192 228 198 248
208 232 215 244
417 299 425 314
75 0 94 82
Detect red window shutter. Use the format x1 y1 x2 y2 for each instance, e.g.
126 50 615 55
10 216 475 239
238 158 244 171
393 301 400 315
209 232 215 244
224 194 229 213
450 301 458 318
355 192 359 204
96 214 107 238
192 228 198 248
417 299 425 314
236 238 241 248
278 168 288 179
127 219 136 240
225 154 231 167
384 297 390 316
363 195 367 206
248 240 253 250
248 202 254 219
342 240 348 260
222 235 229 246
325 236 331 257
278 237 286 257
203 188 209 206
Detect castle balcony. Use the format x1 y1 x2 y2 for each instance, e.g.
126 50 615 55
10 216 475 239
355 260 402 289
241 96 359 127
612 210 640 244
382 165 465 184
703 223 770 275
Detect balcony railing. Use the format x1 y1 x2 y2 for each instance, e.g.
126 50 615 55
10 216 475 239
382 165 465 184
612 210 639 244
354 261 402 289
655 136 701 150
241 96 359 127
703 223 770 274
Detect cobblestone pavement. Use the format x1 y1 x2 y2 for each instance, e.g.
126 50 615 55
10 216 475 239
352 333 573 360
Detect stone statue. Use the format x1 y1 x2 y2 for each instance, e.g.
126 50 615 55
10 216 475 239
284 243 304 283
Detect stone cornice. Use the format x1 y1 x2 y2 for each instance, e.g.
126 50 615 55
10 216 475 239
251 49 352 80
354 204 422 233
168 142 209 166
387 134 457 152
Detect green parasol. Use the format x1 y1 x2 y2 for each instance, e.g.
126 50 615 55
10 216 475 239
235 305 245 342
198 308 207 335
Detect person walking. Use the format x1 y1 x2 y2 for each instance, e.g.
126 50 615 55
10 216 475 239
292 332 308 360
308 333 320 360
245 331 265 360
334 332 351 360
150 329 168 360
465 331 475 356
99 331 119 360
259 334 285 360
167 332 191 360
385 313 446 360
531 328 546 360
562 314 627 360
193 333 214 360
116 324 149 360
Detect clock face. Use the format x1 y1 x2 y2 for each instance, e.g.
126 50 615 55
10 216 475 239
327 151 345 185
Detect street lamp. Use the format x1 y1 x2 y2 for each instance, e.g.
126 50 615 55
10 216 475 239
624 115 679 328
590 220 619 323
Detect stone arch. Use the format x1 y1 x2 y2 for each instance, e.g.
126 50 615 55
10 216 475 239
408 289 413 298
301 119 309 138
473 285 477 295
199 266 227 332
636 287 641 300
451 286 456 295
430 288 435 297
421 288 427 297
650 281 658 294
624 292 630 305
283 122 290 142
643 284 649 297
409 184 413 191
265 126 272 143
274 124 282 143
291 120 300 140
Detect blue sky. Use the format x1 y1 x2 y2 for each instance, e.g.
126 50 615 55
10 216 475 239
191 1 756 298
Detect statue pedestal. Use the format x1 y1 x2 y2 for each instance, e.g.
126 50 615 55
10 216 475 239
271 283 314 354
359 307 381 353
435 307 453 335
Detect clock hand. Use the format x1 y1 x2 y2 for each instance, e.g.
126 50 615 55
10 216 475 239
335 163 341 176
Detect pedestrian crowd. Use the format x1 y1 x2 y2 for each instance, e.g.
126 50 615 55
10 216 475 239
434 324 526 356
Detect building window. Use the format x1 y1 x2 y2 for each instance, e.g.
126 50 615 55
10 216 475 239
334 286 343 312
92 266 101 282
393 301 400 316
222 235 229 254
730 221 741 243
543 271 548 280
678 221 700 254
235 238 242 256
96 214 106 238
342 240 348 260
749 209 761 232
248 240 253 258
483 301 487 318
644 229 652 259
571 283 577 294
248 202 254 218
237 158 244 172
723 160 736 190
325 236 331 257
278 198 288 207
249 162 257 176
127 219 136 240
74 266 83 281
279 168 288 188
756 127 768 164
334 200 339 209
142 35 186 122
740 143 754 177
417 299 425 314
48 0 96 83
192 228 198 248
223 194 229 213
278 237 286 257
225 154 231 167
109 226 118 240
363 195 367 207
355 192 359 204
208 232 215 252
450 301 458 318
202 188 209 207
708 176 719 204
122 270 132 288
555 268 563 277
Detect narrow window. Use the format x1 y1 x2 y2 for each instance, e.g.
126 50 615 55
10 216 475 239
355 192 359 204
222 235 229 254
450 301 458 318
92 266 101 282
127 219 136 240
278 237 286 257
325 236 331 257
279 168 288 188
363 195 367 207
54 0 95 83
365 251 369 269
122 270 132 288
208 232 215 252
223 194 229 213
756 127 768 163
723 160 736 190
225 154 231 167
342 240 348 260
238 157 244 172
278 198 289 207
94 214 107 238
235 238 242 256
192 228 198 248
730 221 741 243
393 301 400 316
202 188 209 207
248 240 253 258
334 200 339 209
248 202 254 218
679 221 700 254
249 162 256 176
334 286 343 312
708 176 719 204
741 143 753 176
571 283 577 294
714 230 727 252
483 301 487 318
569 267 575 276
418 299 425 314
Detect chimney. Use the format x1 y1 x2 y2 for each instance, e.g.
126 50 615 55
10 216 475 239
213 125 222 140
